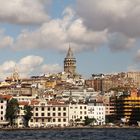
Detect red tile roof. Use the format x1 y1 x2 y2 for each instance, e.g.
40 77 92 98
30 99 40 105
47 100 65 105
18 101 29 106
0 94 12 100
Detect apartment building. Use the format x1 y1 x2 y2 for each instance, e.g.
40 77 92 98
103 94 116 117
62 88 96 103
69 103 88 123
115 89 140 125
88 102 105 125
29 100 69 127
126 72 140 88
0 94 12 127
16 101 29 128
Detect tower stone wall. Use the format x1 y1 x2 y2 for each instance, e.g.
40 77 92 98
64 47 76 76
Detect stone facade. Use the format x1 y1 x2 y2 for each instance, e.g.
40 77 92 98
64 47 76 76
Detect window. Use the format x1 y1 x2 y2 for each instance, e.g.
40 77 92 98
53 119 55 122
58 113 61 116
41 107 44 111
53 107 55 111
84 111 86 115
58 118 61 122
1 100 3 103
30 119 33 122
58 107 61 111
1 117 3 120
35 113 38 116
48 119 51 122
80 116 82 119
41 113 44 116
63 119 66 122
35 107 38 111
63 113 66 116
36 119 38 122
1 106 3 109
80 106 82 109
84 106 87 109
53 113 55 116
1 111 3 115
80 111 82 114
42 119 44 122
63 107 66 111
47 113 50 116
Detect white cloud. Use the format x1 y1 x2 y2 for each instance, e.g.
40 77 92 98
76 0 140 38
12 7 108 52
0 0 49 24
108 33 135 52
19 55 43 68
0 30 13 48
0 55 62 80
1 2 138 53
0 60 16 80
18 55 44 75
0 61 16 73
67 19 108 52
41 64 63 74
76 0 140 52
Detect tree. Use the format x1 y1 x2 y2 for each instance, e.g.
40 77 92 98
105 115 116 124
5 98 19 126
23 105 33 127
84 116 96 126
69 119 74 126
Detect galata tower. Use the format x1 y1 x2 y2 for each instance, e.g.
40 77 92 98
64 46 76 76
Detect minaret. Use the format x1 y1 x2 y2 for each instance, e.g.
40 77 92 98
64 46 76 76
12 66 20 82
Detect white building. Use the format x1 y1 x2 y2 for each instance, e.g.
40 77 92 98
68 103 88 126
13 95 36 102
29 100 69 128
0 94 12 127
62 89 98 103
16 101 29 128
88 102 105 125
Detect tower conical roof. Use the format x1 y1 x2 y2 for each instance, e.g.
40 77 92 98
66 46 74 58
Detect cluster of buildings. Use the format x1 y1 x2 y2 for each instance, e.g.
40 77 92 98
0 47 140 128
85 72 140 92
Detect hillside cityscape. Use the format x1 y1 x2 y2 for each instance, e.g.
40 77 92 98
0 47 140 128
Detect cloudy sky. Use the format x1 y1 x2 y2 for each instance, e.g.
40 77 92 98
0 0 140 80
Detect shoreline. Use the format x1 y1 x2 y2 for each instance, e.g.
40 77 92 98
1 126 140 131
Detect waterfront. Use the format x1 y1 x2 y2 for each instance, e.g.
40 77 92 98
0 128 139 140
